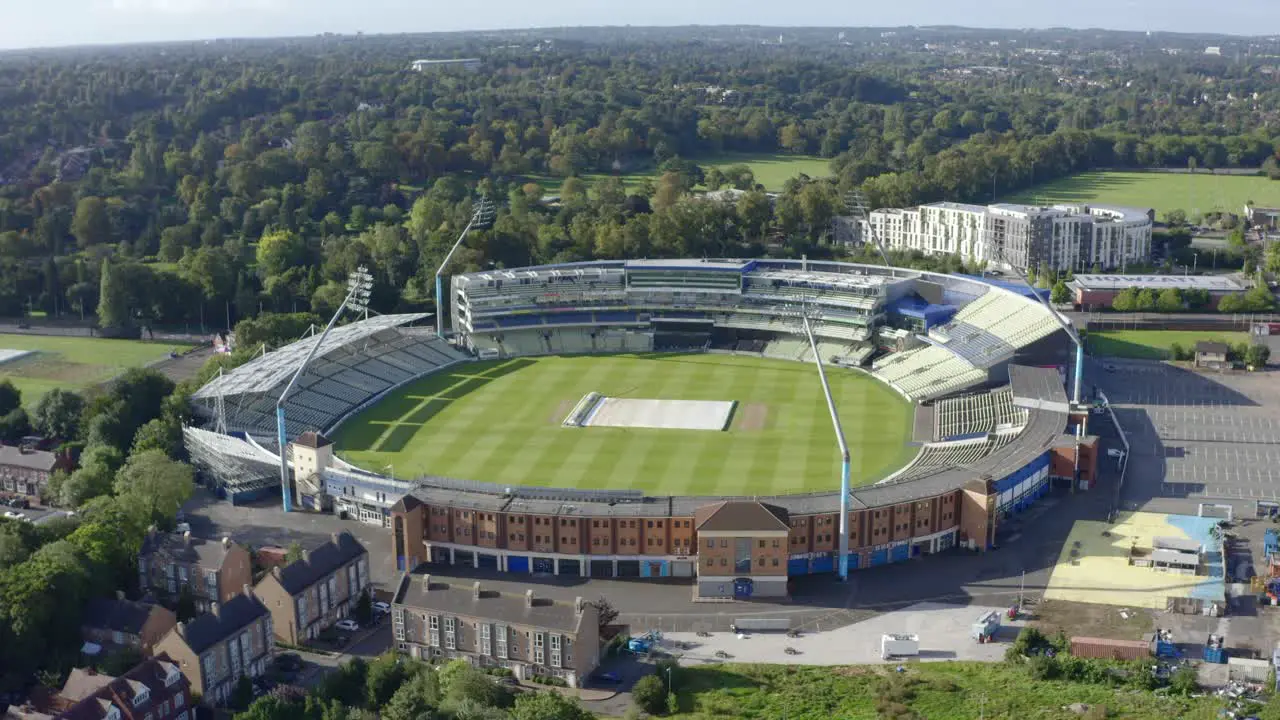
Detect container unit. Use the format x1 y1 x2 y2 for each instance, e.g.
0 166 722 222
972 611 1001 642
881 633 920 660
1069 636 1152 660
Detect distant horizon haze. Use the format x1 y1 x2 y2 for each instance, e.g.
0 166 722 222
0 0 1278 51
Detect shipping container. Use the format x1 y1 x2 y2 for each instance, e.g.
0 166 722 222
1070 636 1151 660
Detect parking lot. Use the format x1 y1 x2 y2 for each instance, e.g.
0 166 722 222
1092 360 1280 509
657 602 1022 667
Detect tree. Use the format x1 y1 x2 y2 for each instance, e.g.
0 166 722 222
632 675 666 715
0 380 19 417
285 541 305 565
229 675 255 710
364 652 409 708
130 418 182 458
97 258 130 328
354 592 373 626
0 408 31 444
703 167 726 191
59 445 122 508
31 388 84 440
112 450 194 525
71 197 112 248
1134 289 1157 312
1246 343 1271 368
1156 287 1183 313
1050 281 1071 305
593 596 619 631
511 692 595 720
438 660 511 710
1111 287 1138 312
256 231 309 279
381 670 441 720
1170 665 1199 695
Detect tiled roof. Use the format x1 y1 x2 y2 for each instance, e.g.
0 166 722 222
0 445 57 472
269 532 366 596
81 597 170 636
170 592 267 654
392 570 591 634
693 501 789 532
139 531 235 570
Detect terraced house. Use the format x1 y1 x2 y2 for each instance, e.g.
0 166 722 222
138 531 252 614
390 571 600 687
152 590 273 706
252 531 370 644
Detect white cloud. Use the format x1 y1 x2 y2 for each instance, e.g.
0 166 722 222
107 0 289 14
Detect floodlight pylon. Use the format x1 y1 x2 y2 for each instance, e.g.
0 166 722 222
435 195 497 337
274 266 374 512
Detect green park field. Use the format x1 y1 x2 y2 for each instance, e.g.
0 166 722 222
0 334 193 404
529 152 833 195
333 353 916 496
1002 170 1280 217
1086 329 1249 360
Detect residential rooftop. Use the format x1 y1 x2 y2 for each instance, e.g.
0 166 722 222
392 569 590 635
268 531 367 595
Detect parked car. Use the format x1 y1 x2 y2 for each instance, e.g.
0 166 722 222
335 619 360 632
3 511 24 520
372 601 391 614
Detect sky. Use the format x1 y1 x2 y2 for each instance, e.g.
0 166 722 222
0 0 1275 51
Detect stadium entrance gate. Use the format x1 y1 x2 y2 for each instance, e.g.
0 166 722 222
590 560 614 578
477 553 498 571
559 559 581 576
616 560 641 577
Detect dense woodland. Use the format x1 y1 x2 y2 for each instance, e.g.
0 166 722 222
3 27 1280 329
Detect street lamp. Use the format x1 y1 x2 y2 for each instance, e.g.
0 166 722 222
274 267 373 512
434 196 497 337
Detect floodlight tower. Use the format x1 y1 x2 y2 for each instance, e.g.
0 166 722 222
274 267 373 512
434 196 498 337
800 310 853 581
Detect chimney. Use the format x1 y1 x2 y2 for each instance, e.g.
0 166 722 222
243 584 253 598
302 549 310 563
175 621 186 638
574 596 584 616
222 537 231 549
420 574 431 593
116 590 126 601
210 602 220 618
524 589 533 609
472 581 481 600
182 531 192 546
331 532 340 545
271 567 282 581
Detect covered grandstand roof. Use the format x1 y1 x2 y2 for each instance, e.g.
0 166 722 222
193 314 428 399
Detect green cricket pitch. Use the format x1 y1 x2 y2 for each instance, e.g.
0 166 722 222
333 353 918 496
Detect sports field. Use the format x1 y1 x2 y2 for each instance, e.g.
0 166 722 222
333 354 917 496
1002 171 1280 216
1086 329 1248 360
0 334 193 404
528 151 833 195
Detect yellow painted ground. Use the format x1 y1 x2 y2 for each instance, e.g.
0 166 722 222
1043 511 1218 610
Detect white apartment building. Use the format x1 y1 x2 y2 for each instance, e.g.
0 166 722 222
866 202 1151 273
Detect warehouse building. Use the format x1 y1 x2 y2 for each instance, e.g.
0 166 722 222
1067 274 1246 310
